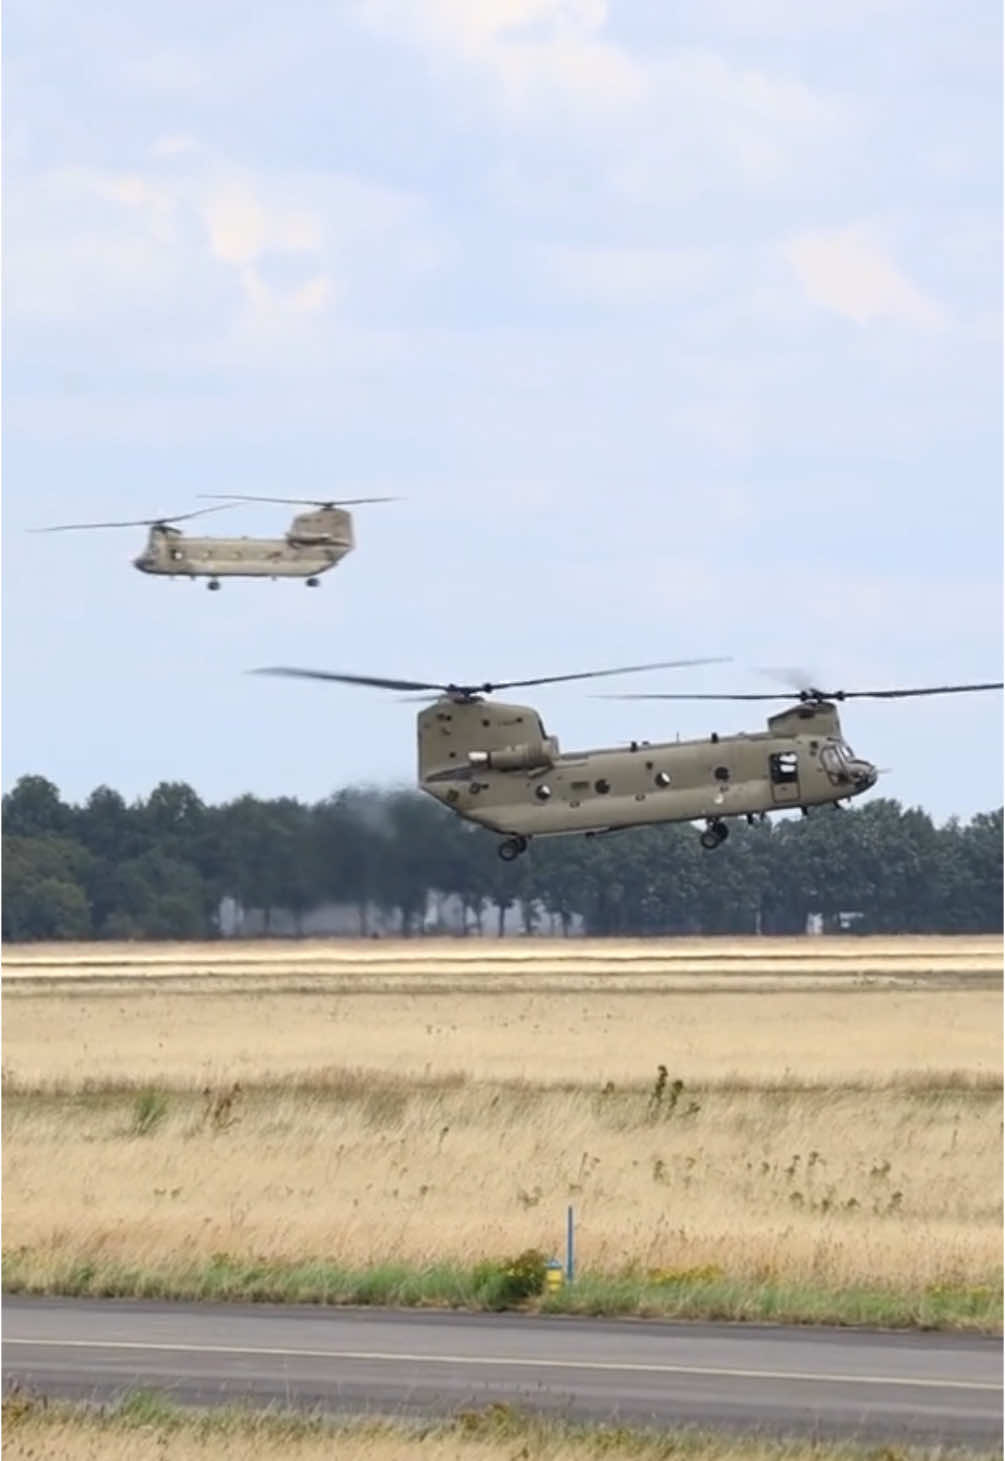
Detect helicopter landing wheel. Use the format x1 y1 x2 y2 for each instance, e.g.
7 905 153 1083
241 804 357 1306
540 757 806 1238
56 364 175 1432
497 835 528 862
207 579 221 592
306 577 320 588
700 820 729 851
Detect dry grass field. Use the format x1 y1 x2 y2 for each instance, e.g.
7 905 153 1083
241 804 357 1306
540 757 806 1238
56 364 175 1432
3 935 1001 1089
6 1395 989 1461
3 936 1002 1326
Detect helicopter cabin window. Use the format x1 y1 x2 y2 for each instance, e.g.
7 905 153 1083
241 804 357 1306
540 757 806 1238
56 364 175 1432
594 778 611 795
770 751 798 785
714 765 730 782
170 548 183 562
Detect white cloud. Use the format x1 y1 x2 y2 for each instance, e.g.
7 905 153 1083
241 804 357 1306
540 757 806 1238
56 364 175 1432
358 0 645 112
206 189 270 266
783 226 945 328
5 147 445 354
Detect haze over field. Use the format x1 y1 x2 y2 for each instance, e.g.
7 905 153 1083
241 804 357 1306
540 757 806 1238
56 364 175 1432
3 1 1001 817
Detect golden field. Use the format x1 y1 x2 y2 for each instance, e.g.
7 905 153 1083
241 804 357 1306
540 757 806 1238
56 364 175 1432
2 936 1001 1322
2 935 1001 1088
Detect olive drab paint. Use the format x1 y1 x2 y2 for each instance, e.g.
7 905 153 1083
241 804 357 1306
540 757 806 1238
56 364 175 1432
255 662 1001 862
30 495 397 591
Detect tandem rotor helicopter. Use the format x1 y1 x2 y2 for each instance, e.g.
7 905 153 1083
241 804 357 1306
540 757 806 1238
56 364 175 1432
252 660 1004 860
31 494 396 590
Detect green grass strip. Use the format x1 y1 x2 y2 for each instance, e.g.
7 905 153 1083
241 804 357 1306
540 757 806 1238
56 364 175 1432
3 1249 1000 1331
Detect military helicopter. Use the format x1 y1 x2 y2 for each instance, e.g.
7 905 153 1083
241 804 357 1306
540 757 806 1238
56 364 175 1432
252 660 1003 859
30 494 395 590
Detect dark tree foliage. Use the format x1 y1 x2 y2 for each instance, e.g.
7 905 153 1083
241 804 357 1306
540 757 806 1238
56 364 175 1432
1 775 1001 941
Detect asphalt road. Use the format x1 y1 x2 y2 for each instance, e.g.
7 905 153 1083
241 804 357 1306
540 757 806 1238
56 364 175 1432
3 1297 1001 1447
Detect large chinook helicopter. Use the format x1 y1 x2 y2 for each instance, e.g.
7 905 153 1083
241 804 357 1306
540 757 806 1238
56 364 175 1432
252 661 1003 860
31 494 395 590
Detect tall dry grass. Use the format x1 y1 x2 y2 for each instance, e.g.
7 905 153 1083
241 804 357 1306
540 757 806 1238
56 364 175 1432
5 1396 982 1461
3 1076 1000 1294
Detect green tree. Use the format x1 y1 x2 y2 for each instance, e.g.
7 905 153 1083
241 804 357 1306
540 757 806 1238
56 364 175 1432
2 834 93 939
3 776 72 838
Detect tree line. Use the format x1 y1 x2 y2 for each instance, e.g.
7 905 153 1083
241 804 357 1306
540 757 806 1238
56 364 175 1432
2 773 1001 940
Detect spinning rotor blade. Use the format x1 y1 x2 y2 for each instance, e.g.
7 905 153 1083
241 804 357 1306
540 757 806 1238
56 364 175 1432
251 668 450 693
199 494 399 508
30 504 235 533
599 681 1004 703
483 657 731 694
252 656 732 700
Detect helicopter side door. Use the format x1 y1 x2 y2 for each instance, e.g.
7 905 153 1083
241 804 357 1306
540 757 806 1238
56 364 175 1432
768 749 801 805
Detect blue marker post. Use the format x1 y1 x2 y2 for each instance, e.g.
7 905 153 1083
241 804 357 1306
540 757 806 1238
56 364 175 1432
566 1204 575 1284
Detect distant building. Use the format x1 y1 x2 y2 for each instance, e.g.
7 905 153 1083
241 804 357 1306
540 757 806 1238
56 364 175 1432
217 892 584 938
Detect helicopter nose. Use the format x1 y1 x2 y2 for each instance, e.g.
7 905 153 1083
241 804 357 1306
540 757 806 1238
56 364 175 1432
848 759 878 790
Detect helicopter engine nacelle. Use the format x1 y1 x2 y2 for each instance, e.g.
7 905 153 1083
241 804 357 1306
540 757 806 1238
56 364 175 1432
287 507 354 547
467 738 558 772
418 699 559 783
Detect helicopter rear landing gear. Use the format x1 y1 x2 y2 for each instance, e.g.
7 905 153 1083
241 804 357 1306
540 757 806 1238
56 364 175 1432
497 835 528 862
700 819 729 851
306 577 320 588
207 579 221 591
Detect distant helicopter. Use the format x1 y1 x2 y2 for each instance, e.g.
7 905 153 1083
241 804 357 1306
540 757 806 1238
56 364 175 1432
31 494 396 590
252 661 1003 859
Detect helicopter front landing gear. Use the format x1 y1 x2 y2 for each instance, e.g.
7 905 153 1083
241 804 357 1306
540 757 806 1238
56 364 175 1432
207 579 221 591
700 819 729 851
306 577 320 588
497 835 528 862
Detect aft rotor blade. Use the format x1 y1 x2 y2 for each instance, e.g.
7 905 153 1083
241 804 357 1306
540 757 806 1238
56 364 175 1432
29 504 235 533
486 657 732 693
199 494 398 507
252 657 731 698
250 668 449 693
598 691 786 702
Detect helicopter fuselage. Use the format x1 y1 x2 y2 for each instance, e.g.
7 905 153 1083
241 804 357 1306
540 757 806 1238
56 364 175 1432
417 697 878 847
133 509 355 582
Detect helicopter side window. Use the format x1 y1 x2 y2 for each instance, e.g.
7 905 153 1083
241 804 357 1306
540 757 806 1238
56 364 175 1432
170 548 183 561
769 751 798 785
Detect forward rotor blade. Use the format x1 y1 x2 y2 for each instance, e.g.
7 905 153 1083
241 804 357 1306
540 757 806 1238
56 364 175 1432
199 494 398 507
250 668 448 693
832 682 1004 700
487 657 732 693
598 681 1004 703
29 504 234 533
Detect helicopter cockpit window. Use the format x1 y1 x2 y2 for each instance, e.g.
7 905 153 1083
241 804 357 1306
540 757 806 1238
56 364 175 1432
769 751 798 785
820 745 848 784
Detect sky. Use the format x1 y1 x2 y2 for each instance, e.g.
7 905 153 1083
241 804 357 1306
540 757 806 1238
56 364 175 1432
3 0 1002 823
